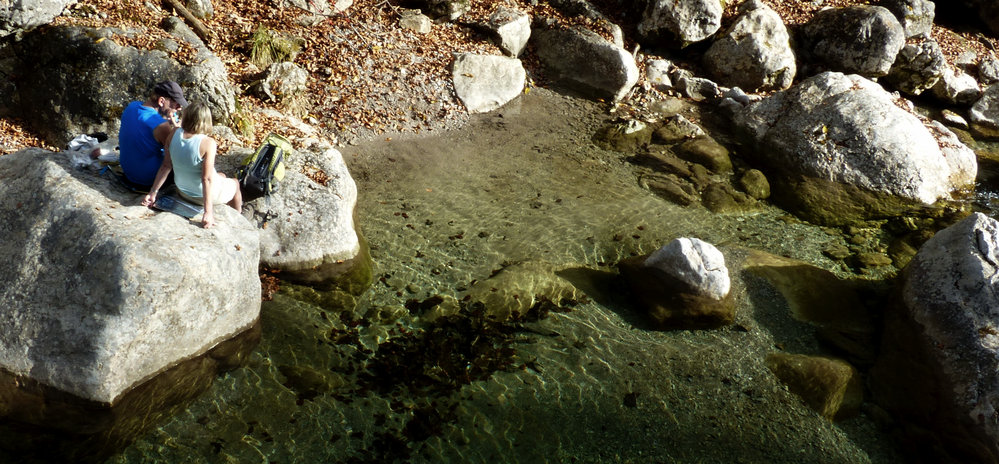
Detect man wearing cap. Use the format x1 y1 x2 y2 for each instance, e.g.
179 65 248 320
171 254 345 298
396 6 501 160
118 81 189 188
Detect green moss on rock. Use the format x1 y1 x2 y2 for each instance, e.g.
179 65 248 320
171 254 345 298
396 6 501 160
677 137 732 173
744 250 877 363
771 174 953 227
593 120 653 152
765 352 863 420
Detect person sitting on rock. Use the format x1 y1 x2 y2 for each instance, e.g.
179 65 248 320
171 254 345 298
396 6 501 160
141 101 243 229
119 81 187 189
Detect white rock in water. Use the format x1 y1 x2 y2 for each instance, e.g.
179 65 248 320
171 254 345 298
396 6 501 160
644 238 730 300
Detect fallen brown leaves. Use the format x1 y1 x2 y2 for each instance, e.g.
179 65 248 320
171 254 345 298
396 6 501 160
301 163 331 186
260 270 281 301
0 118 57 155
1 0 995 155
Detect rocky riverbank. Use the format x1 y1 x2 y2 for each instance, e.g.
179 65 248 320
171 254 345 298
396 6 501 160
4 0 999 462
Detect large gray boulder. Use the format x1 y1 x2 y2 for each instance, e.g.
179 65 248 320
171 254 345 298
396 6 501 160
532 22 639 102
878 0 935 38
224 144 371 291
731 72 978 225
801 5 905 77
279 0 352 15
872 212 999 463
884 38 946 96
10 25 236 146
703 0 795 92
451 53 526 114
971 83 999 138
420 0 470 20
638 0 722 46
486 7 531 57
980 55 999 85
546 0 625 47
257 62 309 103
0 148 261 404
932 66 983 105
0 0 73 38
185 0 215 19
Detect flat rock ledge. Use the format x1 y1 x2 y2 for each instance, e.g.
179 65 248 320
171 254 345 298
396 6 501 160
0 148 261 405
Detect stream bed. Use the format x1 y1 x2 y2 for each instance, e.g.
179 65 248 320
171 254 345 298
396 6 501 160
97 89 924 463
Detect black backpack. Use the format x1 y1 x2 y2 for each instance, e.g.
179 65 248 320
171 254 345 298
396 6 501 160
237 133 291 201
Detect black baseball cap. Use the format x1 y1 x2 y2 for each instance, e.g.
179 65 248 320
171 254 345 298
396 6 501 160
153 81 188 107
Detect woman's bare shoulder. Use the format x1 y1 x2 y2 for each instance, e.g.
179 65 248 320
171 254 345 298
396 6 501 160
200 134 218 153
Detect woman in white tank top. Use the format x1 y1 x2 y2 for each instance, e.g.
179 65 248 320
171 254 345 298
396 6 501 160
141 101 243 228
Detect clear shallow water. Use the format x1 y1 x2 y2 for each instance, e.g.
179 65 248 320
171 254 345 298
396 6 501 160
98 90 912 463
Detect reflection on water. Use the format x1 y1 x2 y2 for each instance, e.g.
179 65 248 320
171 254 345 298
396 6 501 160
53 90 976 462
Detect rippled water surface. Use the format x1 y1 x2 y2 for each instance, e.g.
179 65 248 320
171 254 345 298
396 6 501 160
96 90 921 463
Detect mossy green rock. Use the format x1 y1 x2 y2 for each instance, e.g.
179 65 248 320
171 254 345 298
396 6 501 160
653 114 705 143
765 352 863 420
593 120 653 152
739 169 770 199
744 250 876 363
702 183 756 214
677 137 732 173
618 255 735 330
772 174 942 227
465 260 582 322
640 173 698 206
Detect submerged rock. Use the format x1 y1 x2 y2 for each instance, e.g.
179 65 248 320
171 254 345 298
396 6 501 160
766 353 863 420
731 72 977 226
676 137 731 173
654 114 705 143
593 120 652 152
0 148 261 404
872 212 999 463
619 238 734 330
738 169 770 200
701 183 756 214
464 260 582 322
744 250 878 363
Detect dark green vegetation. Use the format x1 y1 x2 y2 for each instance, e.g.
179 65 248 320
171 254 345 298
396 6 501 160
272 293 576 463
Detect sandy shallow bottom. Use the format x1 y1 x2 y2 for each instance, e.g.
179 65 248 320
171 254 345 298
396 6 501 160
103 89 907 463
